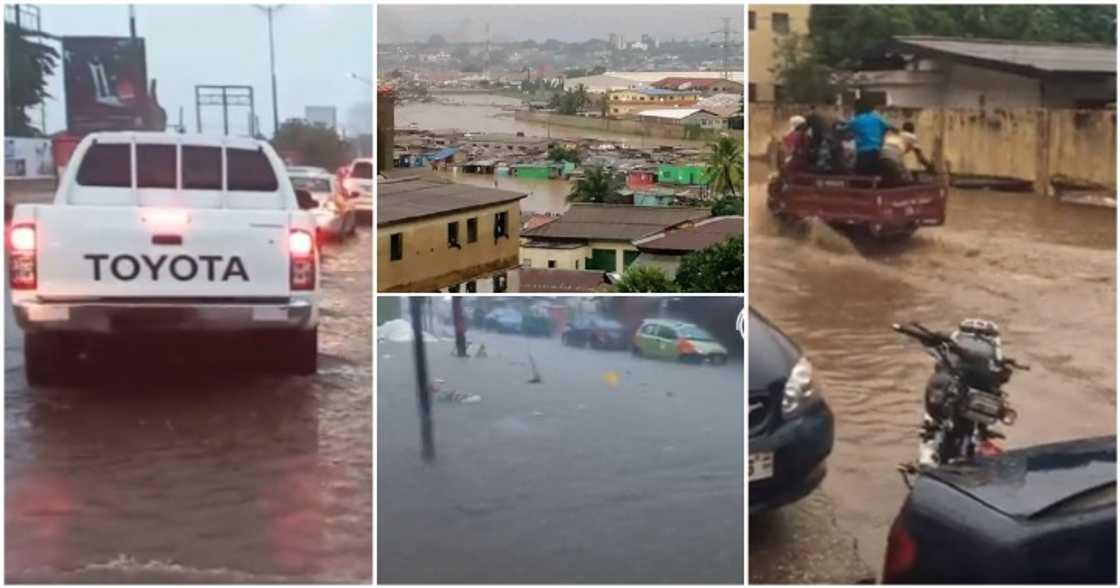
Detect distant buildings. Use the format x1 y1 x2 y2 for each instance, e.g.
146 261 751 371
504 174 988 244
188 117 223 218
606 87 701 117
651 77 744 95
747 4 810 102
378 175 527 292
849 36 1117 109
635 108 727 129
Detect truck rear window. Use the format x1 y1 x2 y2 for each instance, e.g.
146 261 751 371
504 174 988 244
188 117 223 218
137 144 177 188
351 161 372 179
227 147 278 192
76 143 131 187
182 146 222 190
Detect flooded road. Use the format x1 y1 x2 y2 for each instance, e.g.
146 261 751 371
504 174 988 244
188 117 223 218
5 230 373 583
377 327 743 583
748 162 1116 580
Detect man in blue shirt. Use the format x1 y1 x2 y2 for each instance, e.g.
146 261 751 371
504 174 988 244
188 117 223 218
848 99 897 175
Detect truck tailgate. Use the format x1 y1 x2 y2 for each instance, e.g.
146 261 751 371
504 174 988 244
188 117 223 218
34 206 293 300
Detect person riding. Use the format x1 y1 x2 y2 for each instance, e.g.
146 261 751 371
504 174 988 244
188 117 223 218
848 99 897 176
881 122 935 186
782 115 807 170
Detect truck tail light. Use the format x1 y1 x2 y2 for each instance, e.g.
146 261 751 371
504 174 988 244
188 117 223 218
677 338 697 355
883 515 917 581
9 223 37 290
289 229 316 290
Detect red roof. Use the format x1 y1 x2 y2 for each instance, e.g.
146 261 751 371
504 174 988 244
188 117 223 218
652 77 742 91
634 216 744 253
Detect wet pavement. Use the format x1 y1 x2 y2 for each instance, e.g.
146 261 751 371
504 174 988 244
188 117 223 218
5 229 373 583
377 328 744 584
748 161 1116 582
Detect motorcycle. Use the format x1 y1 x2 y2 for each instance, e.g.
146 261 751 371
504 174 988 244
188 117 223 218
892 318 1029 485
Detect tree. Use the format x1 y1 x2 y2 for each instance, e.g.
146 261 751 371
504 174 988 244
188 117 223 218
5 23 58 137
614 266 677 293
703 137 744 197
675 236 744 293
427 34 447 47
770 33 844 105
710 196 744 216
271 119 353 171
568 166 626 204
547 144 581 164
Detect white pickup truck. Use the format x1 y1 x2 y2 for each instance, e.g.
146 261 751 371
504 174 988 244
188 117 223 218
8 132 322 386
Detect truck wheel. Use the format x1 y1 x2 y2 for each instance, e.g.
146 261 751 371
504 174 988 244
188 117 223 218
25 333 73 387
286 328 318 375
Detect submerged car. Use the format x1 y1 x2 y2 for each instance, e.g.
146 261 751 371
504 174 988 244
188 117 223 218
288 166 356 240
483 308 522 333
748 308 833 512
562 315 628 349
883 435 1117 584
632 319 728 364
342 158 373 219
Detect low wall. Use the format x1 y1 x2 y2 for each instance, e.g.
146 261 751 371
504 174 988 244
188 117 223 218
749 103 1116 194
514 111 743 142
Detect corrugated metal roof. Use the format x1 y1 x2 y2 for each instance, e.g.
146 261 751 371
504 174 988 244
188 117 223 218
517 268 610 293
893 36 1116 74
634 216 744 252
522 203 710 241
636 108 704 120
378 178 526 226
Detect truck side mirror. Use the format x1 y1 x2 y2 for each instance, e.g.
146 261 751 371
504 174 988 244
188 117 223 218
295 189 317 210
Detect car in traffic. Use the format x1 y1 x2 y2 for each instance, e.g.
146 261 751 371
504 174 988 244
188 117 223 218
562 314 628 349
287 166 356 240
632 318 729 364
748 307 834 512
882 435 1116 584
482 307 522 333
8 132 322 386
342 157 373 220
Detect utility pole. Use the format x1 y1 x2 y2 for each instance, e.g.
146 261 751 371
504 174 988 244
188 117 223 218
452 298 467 357
256 5 285 137
720 17 732 80
409 298 435 462
128 4 136 38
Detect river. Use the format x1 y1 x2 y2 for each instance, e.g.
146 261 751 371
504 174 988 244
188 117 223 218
5 230 373 583
747 161 1116 580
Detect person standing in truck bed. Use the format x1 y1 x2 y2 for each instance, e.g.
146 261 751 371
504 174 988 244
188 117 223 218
848 99 897 176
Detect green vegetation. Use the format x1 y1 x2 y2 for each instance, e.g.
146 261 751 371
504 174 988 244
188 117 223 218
703 137 744 197
614 266 678 293
710 196 744 217
549 84 590 115
5 23 58 137
568 166 626 204
547 144 582 165
272 119 353 170
675 236 744 293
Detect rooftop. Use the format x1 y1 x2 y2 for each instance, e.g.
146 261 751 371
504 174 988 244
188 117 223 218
378 178 526 226
517 268 611 293
634 216 744 253
652 77 744 90
521 203 710 241
636 108 713 120
889 36 1117 75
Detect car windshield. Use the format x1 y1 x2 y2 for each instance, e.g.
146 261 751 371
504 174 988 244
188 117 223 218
679 325 715 341
291 177 332 193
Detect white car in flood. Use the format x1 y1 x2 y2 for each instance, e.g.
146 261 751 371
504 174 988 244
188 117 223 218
342 158 373 218
287 166 356 240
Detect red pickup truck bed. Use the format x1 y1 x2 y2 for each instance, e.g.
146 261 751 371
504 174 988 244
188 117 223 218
768 172 949 239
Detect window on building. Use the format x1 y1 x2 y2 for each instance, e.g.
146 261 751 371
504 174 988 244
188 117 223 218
772 12 790 35
748 83 757 103
467 217 478 242
575 259 580 269
748 11 756 30
447 221 460 248
465 280 477 293
390 233 403 261
494 211 509 239
493 273 507 293
774 84 785 103
448 284 460 293
523 258 532 267
548 260 557 268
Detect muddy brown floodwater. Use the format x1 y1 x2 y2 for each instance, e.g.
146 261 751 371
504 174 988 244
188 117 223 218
748 161 1116 582
5 229 373 583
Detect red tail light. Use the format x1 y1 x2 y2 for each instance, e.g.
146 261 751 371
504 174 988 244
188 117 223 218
9 223 37 290
289 229 316 290
677 338 697 355
883 516 917 581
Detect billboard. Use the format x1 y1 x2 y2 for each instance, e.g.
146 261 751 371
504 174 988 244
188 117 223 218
4 138 54 179
62 36 149 135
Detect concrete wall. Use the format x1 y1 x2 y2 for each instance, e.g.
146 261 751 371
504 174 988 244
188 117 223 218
378 201 523 292
747 4 811 103
520 244 589 270
942 63 1041 109
749 102 1117 193
513 110 743 142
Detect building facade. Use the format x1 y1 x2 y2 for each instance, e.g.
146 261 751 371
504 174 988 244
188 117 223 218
747 4 810 103
606 88 701 117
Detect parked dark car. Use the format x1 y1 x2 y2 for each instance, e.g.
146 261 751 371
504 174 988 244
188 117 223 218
883 435 1117 584
561 315 628 350
748 307 834 513
483 308 522 333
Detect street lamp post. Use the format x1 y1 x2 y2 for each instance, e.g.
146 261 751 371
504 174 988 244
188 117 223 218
255 4 285 137
347 72 374 87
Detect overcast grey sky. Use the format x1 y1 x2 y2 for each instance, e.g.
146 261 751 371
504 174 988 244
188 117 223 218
36 4 373 137
376 5 742 44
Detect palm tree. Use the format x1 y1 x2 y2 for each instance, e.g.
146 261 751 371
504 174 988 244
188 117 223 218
568 166 625 204
703 137 744 197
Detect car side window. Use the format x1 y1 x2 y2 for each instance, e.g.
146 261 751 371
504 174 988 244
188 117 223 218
76 143 131 187
227 147 278 191
182 146 222 190
136 144 177 188
659 326 677 339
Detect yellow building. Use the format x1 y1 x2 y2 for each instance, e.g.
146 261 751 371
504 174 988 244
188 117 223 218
748 4 810 103
378 176 526 293
605 88 701 118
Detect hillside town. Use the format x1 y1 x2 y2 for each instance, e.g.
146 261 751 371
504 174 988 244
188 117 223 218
377 7 745 294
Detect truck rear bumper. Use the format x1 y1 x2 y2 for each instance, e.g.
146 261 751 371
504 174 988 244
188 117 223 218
14 299 316 333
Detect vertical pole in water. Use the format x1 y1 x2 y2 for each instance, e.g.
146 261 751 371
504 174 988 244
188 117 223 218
452 297 467 357
410 297 435 462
